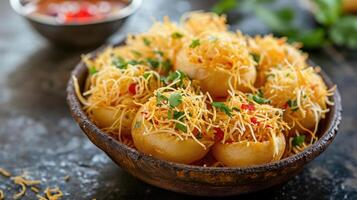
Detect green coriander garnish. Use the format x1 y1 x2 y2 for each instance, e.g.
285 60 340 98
287 99 299 111
168 93 182 108
127 60 144 66
89 66 97 75
156 92 168 106
143 37 151 46
112 56 127 69
162 59 172 72
212 102 232 117
189 39 200 48
251 53 260 63
292 135 305 146
163 70 187 87
232 107 240 112
143 72 152 79
175 123 187 133
172 32 184 39
153 50 164 56
146 58 160 69
131 50 142 57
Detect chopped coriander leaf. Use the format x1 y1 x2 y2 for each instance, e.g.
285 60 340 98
212 102 232 117
168 109 186 120
153 50 164 56
172 32 184 39
249 94 271 104
232 107 240 112
112 56 127 69
167 109 173 119
163 70 186 86
89 66 97 75
127 60 143 66
287 99 299 111
251 53 260 63
189 39 200 48
168 93 182 108
175 123 187 133
173 111 185 120
143 72 152 79
143 37 151 46
146 58 160 69
292 135 305 146
131 50 142 57
162 59 172 72
156 92 168 106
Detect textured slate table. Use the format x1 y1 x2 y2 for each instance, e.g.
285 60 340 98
0 0 356 199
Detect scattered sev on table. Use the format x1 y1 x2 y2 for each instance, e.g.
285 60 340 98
0 167 64 200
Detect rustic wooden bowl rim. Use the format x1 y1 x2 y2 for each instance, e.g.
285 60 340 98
66 42 342 174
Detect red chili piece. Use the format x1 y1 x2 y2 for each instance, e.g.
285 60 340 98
128 83 137 95
214 128 224 142
250 117 260 126
241 104 255 111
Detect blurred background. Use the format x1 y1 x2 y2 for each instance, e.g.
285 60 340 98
0 0 356 199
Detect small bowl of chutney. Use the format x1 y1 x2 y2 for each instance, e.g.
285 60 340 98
10 0 142 48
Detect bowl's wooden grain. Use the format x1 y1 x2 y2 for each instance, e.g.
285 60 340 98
66 43 342 196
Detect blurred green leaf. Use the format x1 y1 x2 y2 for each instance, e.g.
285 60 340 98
290 28 326 48
329 15 357 48
212 0 238 14
254 6 295 33
276 7 295 23
313 0 342 26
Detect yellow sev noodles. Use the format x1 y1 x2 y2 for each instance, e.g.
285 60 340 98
137 83 213 149
183 31 256 90
181 11 228 36
248 35 308 86
263 65 334 153
0 167 64 200
211 91 289 141
74 64 163 139
75 11 335 165
124 17 188 73
11 174 41 199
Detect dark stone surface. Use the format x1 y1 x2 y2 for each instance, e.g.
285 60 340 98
0 0 356 199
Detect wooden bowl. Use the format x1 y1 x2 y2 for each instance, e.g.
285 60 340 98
66 43 342 196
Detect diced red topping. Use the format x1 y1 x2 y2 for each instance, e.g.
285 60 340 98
266 125 272 129
128 83 137 95
64 8 95 23
283 102 289 109
193 128 199 135
250 117 260 126
241 104 255 111
214 128 224 142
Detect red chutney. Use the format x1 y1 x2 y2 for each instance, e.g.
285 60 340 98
28 0 129 24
